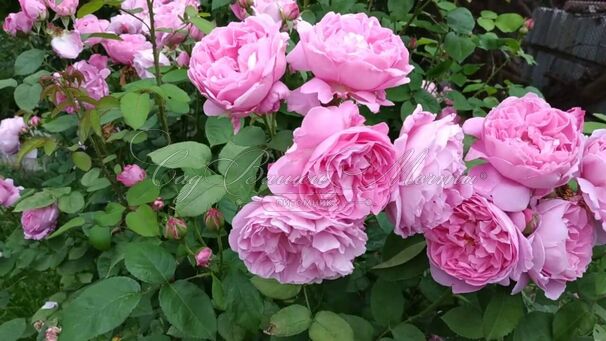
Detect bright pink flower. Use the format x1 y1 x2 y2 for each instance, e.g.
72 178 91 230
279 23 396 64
108 14 143 34
46 0 78 16
464 93 584 190
51 31 84 59
188 14 289 129
152 197 164 211
102 33 152 65
0 117 26 155
164 216 188 240
21 204 60 240
19 0 47 20
386 106 472 238
286 12 413 113
513 198 596 299
0 178 23 207
3 12 34 36
425 194 533 293
578 129 606 232
469 163 532 212
195 247 213 268
152 0 199 47
75 14 110 45
229 196 367 284
231 0 300 23
268 101 397 219
133 48 169 79
116 164 147 187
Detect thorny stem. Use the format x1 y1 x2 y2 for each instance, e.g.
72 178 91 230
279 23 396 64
146 0 172 144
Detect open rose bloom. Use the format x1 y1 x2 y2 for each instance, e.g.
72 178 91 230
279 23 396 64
578 129 606 231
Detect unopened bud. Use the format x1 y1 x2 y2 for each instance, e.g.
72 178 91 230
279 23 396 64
152 197 165 211
204 208 224 230
164 216 187 240
29 116 41 127
195 247 213 268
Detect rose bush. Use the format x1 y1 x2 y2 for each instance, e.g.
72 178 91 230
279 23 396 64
1 0 606 340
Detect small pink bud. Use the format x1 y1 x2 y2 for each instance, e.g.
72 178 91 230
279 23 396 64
195 247 213 268
204 208 224 230
176 51 190 68
152 197 164 211
524 18 534 30
408 37 417 49
164 216 187 240
281 3 300 21
29 116 41 127
45 326 62 341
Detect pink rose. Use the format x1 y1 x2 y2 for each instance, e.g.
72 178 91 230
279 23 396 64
152 197 164 211
195 247 213 268
55 54 110 113
268 101 397 219
229 196 367 284
102 33 152 65
578 129 606 231
425 194 533 293
164 216 188 240
21 204 60 240
188 14 289 128
51 31 84 59
45 0 79 16
29 116 41 127
188 24 205 41
18 0 47 20
386 106 472 238
231 0 300 23
0 117 26 155
108 14 143 34
464 93 584 190
116 164 147 187
3 12 34 36
286 12 413 113
152 0 199 47
133 49 170 79
0 178 23 207
176 51 190 67
75 15 110 45
514 199 596 299
469 163 532 212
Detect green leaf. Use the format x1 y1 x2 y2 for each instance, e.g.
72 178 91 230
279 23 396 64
77 0 105 17
553 301 592 341
447 7 475 34
125 205 160 237
0 79 17 90
58 191 85 214
148 142 212 169
223 271 264 331
162 69 189 83
442 306 483 339
232 126 266 146
126 179 160 206
513 312 553 341
88 225 112 251
159 280 217 339
0 318 25 341
371 280 404 326
14 83 42 112
121 92 151 130
160 83 190 103
60 277 141 341
94 202 125 227
478 17 495 31
223 146 266 201
124 242 176 284
14 49 45 76
250 276 301 300
584 122 606 134
176 175 227 217
495 13 524 33
14 191 55 212
309 311 354 341
212 0 231 9
372 240 425 269
482 289 524 339
43 115 78 133
206 117 234 146
341 314 374 341
186 6 216 33
444 32 476 62
72 151 92 171
388 0 414 20
266 304 312 337
48 217 85 238
268 130 293 152
577 273 606 300
391 323 425 341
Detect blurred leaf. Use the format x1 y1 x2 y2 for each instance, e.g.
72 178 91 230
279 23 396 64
553 301 592 341
232 126 267 146
251 276 301 300
77 0 105 17
442 306 483 339
58 191 85 214
513 311 553 341
14 83 41 112
341 314 374 341
266 304 312 337
0 78 17 90
48 217 86 239
224 270 264 331
309 311 354 341
447 7 475 34
444 32 475 62
391 323 424 341
72 151 92 171
371 280 404 326
88 225 111 251
206 117 234 146
149 141 212 169
372 240 425 269
0 318 25 341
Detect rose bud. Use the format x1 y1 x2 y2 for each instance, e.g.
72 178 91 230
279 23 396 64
29 116 41 127
195 247 213 268
152 197 165 211
116 164 146 187
205 208 224 230
164 216 187 240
